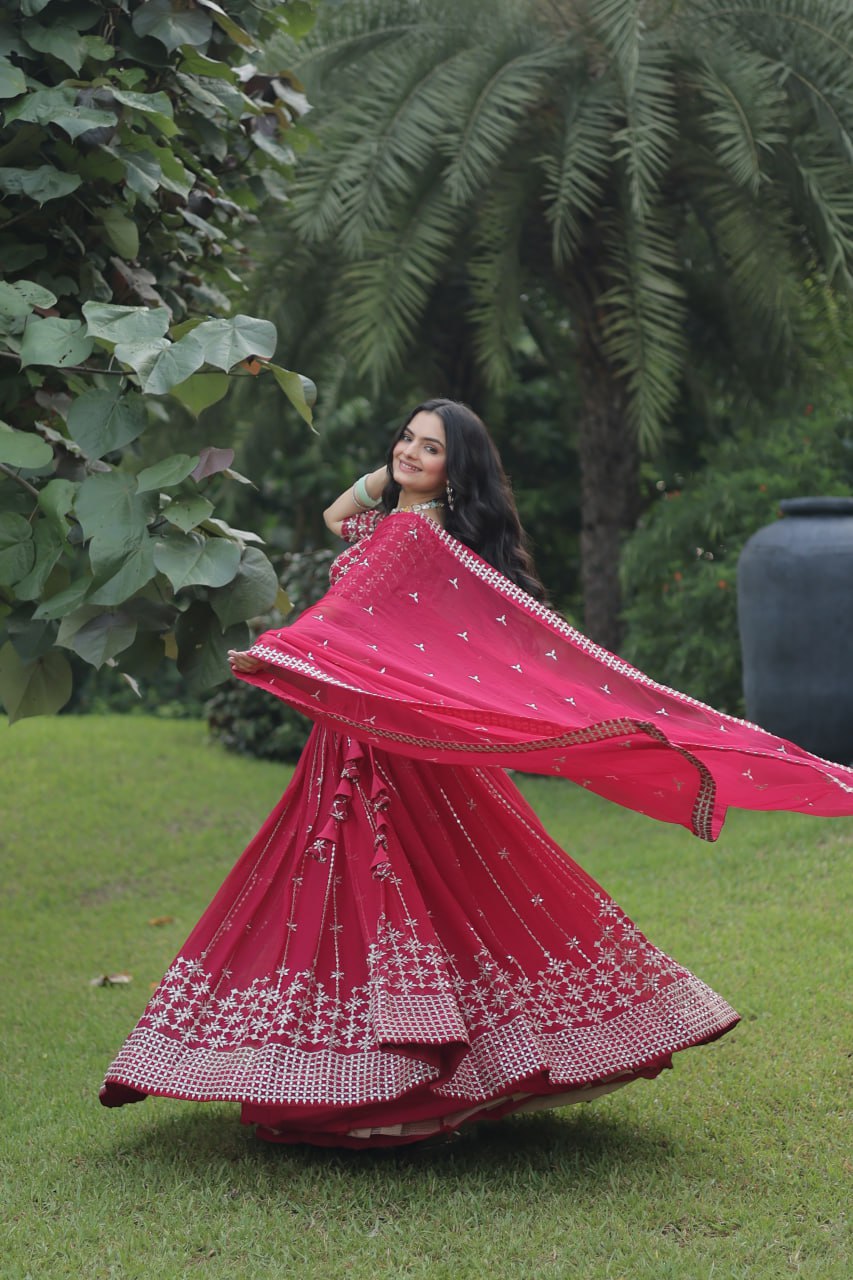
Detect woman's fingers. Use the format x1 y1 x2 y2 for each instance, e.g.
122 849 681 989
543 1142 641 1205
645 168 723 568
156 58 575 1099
227 649 262 673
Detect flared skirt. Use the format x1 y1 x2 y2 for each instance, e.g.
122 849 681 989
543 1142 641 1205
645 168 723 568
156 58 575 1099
100 726 738 1146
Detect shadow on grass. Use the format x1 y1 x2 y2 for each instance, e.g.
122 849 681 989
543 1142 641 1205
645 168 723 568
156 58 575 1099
99 1099 683 1190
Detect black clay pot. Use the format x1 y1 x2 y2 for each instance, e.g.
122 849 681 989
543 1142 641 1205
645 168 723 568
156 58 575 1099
737 496 853 763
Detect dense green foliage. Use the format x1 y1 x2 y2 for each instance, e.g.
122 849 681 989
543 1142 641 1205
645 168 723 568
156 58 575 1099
205 544 332 759
259 0 853 648
2 715 850 1278
621 397 853 712
0 0 317 723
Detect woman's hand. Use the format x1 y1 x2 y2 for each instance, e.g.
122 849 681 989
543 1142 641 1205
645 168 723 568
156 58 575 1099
228 649 263 674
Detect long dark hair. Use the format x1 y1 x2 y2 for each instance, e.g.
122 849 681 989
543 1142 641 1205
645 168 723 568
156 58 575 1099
381 399 545 600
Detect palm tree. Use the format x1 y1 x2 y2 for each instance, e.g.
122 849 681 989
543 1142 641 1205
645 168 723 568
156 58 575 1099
265 0 853 649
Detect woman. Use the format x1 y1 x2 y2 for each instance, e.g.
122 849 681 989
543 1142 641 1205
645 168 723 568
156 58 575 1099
101 400 853 1146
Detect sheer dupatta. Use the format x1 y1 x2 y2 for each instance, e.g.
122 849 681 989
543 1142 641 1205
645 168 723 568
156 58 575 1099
237 512 853 841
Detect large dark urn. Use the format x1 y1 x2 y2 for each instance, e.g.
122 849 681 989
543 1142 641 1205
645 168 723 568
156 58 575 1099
737 497 853 763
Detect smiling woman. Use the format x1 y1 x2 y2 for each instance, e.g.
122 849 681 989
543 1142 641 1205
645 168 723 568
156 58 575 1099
100 398 853 1148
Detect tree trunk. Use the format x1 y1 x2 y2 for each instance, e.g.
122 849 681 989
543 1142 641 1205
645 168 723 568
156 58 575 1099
576 355 639 653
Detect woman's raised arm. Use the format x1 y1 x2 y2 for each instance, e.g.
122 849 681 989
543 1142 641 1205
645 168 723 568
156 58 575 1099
322 465 388 536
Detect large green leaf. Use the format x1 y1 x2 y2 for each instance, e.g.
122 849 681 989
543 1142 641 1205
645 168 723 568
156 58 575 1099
13 521 67 602
0 642 72 723
19 318 95 369
0 284 32 322
191 315 277 370
56 605 138 667
177 47 238 80
168 371 230 417
117 148 164 203
66 387 148 457
0 280 58 320
0 423 53 469
75 472 150 561
154 145 193 196
32 576 92 621
82 303 171 346
0 56 26 99
153 529 241 591
135 453 199 493
0 166 82 204
87 538 157 606
98 207 140 259
197 1 256 51
267 363 316 426
22 21 112 75
209 546 279 629
110 88 175 120
38 479 78 534
132 0 213 52
175 601 249 692
0 513 35 586
4 86 116 138
162 494 214 533
114 333 206 394
4 609 56 661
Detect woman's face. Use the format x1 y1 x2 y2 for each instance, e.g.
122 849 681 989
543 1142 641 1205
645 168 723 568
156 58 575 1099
391 411 447 501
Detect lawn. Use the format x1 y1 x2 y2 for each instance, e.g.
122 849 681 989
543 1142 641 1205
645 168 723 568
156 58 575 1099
1 716 849 1280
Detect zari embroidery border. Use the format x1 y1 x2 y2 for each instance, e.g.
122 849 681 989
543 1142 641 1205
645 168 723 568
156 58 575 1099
102 974 737 1108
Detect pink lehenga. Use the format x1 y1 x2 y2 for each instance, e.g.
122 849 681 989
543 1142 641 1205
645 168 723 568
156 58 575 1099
101 512 853 1146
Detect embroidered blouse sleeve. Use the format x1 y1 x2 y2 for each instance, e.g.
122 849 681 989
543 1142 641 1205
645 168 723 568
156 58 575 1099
340 510 383 544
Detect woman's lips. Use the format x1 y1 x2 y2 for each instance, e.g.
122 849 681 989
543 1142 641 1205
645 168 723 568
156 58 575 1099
397 460 420 472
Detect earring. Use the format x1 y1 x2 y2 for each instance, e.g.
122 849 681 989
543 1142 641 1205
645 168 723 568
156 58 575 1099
446 480 455 510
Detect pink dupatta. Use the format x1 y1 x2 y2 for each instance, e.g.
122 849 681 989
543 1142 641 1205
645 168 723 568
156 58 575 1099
238 512 853 840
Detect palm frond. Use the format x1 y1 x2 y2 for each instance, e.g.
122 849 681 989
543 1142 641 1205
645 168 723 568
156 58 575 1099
785 142 853 289
466 174 532 389
685 46 787 194
441 39 567 205
332 47 473 255
331 187 461 388
598 209 687 452
697 0 853 162
586 0 646 93
690 164 801 356
610 41 678 220
538 82 618 268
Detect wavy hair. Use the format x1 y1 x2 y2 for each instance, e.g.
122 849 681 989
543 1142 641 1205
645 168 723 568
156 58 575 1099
381 399 545 600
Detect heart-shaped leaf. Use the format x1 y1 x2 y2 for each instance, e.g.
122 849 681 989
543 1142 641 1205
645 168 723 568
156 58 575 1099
0 423 53 469
67 387 147 457
0 165 82 205
0 642 72 722
209 546 279 629
190 315 277 371
162 494 213 533
82 302 170 345
153 530 240 591
20 318 94 368
135 453 199 493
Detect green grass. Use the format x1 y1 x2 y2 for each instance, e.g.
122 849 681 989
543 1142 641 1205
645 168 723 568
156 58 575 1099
1 716 849 1280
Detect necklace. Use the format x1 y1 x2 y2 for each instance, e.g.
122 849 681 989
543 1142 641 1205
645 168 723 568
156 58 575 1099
399 498 446 512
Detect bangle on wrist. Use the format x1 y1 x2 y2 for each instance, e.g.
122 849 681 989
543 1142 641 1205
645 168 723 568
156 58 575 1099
352 473 382 509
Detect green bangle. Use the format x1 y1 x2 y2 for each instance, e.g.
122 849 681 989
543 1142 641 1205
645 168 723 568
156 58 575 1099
353 474 381 509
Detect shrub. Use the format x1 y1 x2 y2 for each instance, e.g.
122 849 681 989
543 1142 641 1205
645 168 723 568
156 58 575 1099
620 401 853 713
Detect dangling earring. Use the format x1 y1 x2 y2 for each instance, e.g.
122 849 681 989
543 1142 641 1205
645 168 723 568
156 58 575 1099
445 479 455 510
